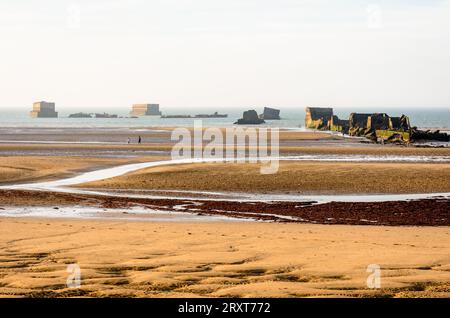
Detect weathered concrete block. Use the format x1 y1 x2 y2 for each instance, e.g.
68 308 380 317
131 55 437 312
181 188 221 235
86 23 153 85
235 110 265 125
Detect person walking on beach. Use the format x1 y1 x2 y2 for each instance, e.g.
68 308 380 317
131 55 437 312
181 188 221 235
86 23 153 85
138 136 142 144
127 137 131 144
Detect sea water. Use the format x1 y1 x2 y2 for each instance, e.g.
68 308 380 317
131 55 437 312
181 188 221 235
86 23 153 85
0 107 448 130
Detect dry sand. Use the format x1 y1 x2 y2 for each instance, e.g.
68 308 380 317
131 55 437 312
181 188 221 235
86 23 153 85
79 161 450 194
0 218 449 298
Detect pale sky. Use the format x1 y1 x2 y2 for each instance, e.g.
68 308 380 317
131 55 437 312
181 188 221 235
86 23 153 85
1 0 450 110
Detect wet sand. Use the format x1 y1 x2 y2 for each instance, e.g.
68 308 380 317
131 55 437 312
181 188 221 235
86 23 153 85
0 127 335 146
0 218 449 298
0 189 448 226
0 128 448 156
1 143 449 159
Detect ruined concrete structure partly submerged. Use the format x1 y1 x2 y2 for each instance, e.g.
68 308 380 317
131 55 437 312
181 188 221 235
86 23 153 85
130 104 161 116
235 110 265 125
348 112 413 142
259 107 281 120
305 107 449 143
305 107 334 130
30 101 58 118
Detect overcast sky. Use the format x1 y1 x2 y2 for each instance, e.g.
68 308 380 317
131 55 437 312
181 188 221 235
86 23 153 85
1 0 450 110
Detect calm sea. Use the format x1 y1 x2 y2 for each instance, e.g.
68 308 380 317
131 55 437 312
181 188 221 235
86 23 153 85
0 107 448 130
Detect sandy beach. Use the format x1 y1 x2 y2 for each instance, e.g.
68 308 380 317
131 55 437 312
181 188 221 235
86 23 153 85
1 218 449 298
0 127 449 298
